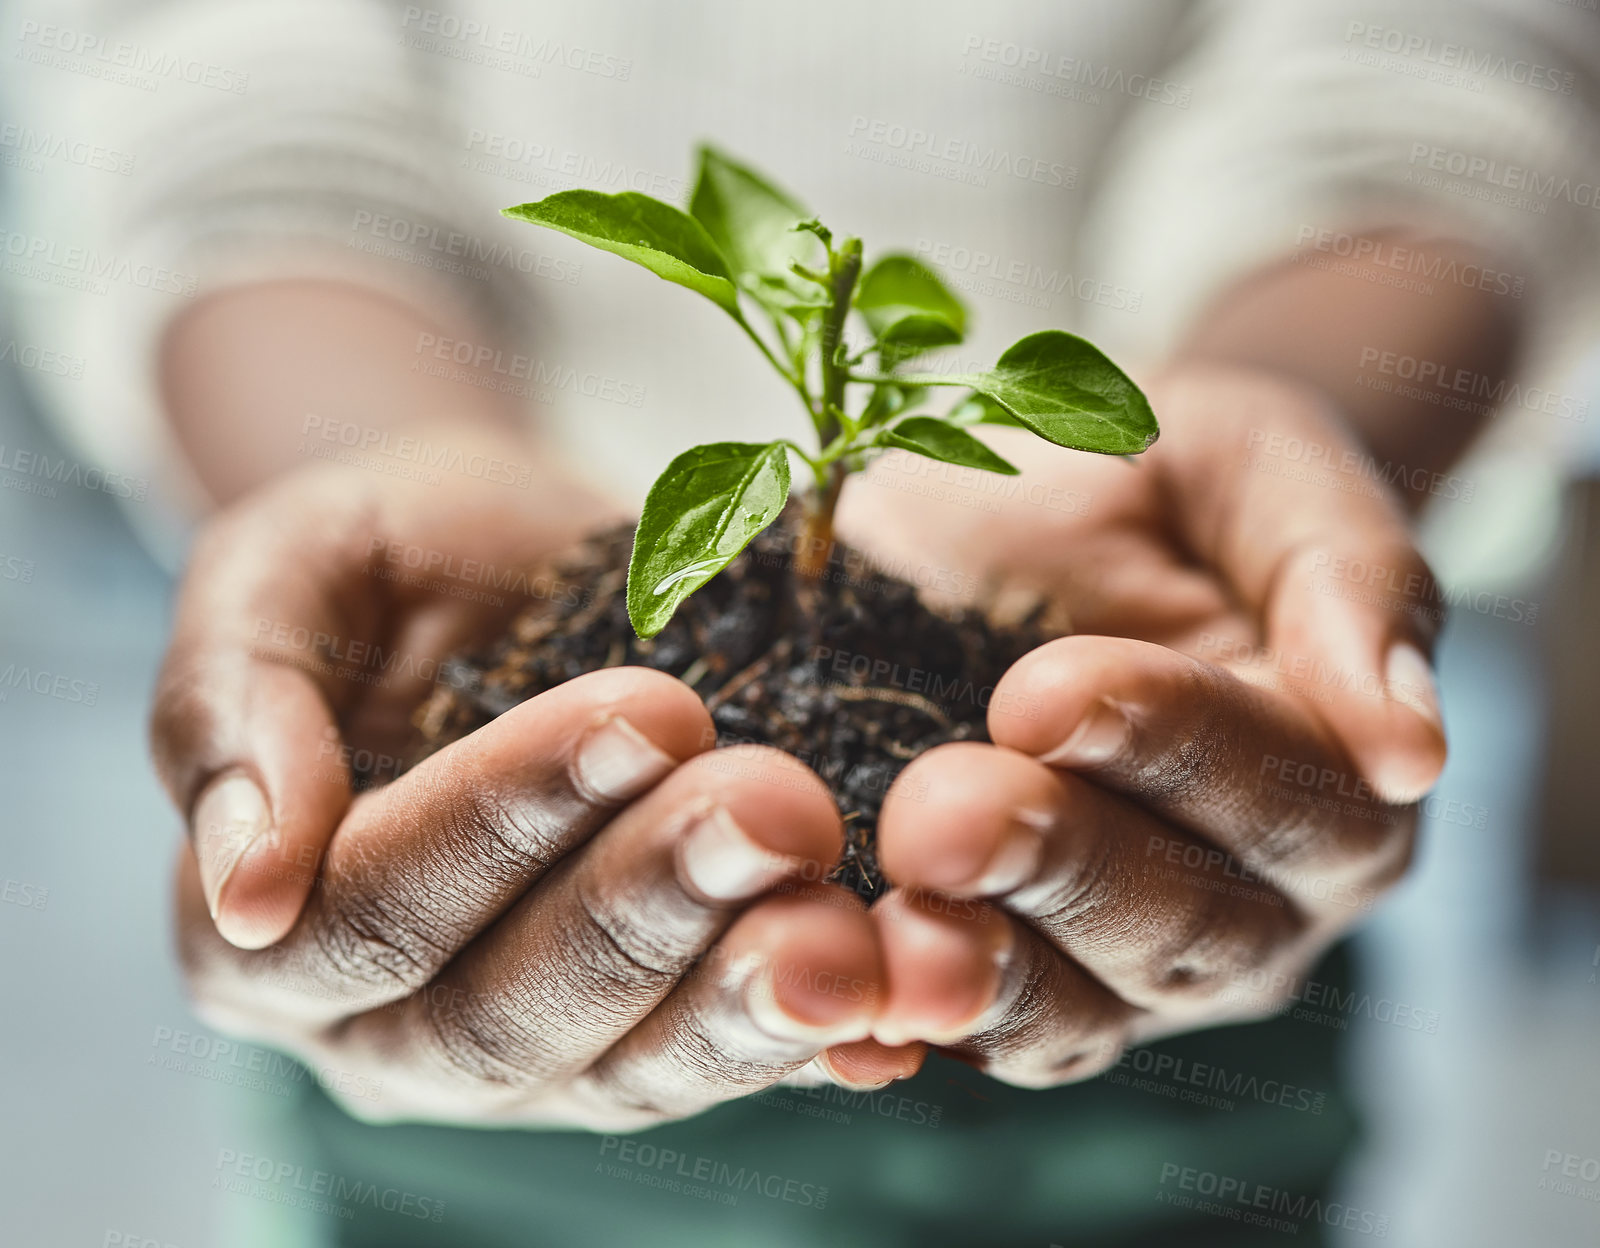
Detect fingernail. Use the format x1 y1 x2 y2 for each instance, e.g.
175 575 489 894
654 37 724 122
192 773 274 925
677 806 798 902
572 714 677 803
1385 642 1442 727
814 1050 892 1091
968 816 1045 896
1039 698 1130 768
746 963 873 1045
872 907 1015 1047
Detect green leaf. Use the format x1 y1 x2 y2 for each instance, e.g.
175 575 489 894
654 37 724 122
896 330 1158 454
503 190 739 315
948 391 1024 428
689 146 818 290
880 416 1019 475
855 255 967 364
626 441 792 637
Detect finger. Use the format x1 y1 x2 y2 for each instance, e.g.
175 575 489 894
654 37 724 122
1148 368 1446 801
878 744 1312 1010
989 636 1418 900
150 472 571 949
564 886 884 1129
336 746 843 1101
815 1039 928 1090
181 666 711 1021
869 889 1137 1089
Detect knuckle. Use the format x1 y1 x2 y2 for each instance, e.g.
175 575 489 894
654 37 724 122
568 878 698 988
418 980 545 1089
432 774 563 890
148 661 221 793
311 892 449 995
1126 665 1235 802
574 1062 677 1123
1139 892 1291 1005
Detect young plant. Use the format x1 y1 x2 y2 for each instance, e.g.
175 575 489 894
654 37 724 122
503 145 1157 638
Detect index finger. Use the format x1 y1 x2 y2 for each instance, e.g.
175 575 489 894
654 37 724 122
989 636 1416 908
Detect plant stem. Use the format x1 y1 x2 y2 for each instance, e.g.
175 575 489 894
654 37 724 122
796 237 863 580
817 238 863 444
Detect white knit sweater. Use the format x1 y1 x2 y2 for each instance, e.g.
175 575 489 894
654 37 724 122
4 0 1598 561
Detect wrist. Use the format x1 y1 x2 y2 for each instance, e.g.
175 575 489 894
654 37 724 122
160 279 527 509
1169 231 1523 507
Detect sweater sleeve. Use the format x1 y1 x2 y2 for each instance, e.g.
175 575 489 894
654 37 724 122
1075 0 1600 396
2 0 534 562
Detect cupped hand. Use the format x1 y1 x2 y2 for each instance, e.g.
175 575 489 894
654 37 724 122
836 362 1447 1083
154 449 919 1128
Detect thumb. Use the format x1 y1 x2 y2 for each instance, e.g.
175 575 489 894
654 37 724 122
151 499 376 949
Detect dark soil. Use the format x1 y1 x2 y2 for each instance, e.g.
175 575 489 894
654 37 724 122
409 512 1054 899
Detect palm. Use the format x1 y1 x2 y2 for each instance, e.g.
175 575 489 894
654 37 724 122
838 425 1259 660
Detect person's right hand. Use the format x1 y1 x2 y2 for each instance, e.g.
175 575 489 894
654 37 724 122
152 445 915 1128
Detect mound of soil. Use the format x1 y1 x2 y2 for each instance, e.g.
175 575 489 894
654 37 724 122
409 514 1053 899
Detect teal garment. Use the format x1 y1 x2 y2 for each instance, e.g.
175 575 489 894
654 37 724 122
236 947 1362 1247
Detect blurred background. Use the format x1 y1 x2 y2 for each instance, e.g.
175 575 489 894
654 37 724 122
4 1 1600 1245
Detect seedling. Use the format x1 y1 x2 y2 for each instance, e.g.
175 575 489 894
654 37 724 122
503 145 1157 638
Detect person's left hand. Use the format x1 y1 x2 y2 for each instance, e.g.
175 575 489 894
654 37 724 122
833 361 1448 1083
